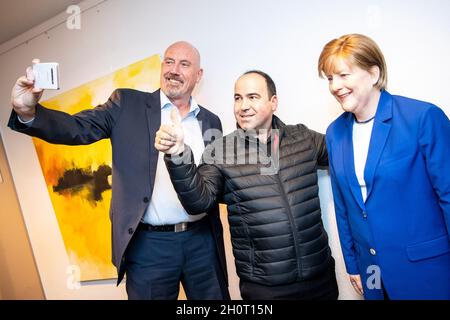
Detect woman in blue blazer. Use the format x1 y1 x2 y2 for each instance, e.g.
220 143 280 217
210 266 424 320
318 34 450 300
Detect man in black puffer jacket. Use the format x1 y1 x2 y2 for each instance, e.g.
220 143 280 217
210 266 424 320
155 70 338 300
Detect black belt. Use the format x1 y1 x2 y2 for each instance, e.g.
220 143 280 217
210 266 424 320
138 219 204 232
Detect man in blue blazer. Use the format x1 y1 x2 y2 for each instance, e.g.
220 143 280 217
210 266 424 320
319 34 450 299
8 41 229 300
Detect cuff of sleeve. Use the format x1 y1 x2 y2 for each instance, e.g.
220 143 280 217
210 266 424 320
344 260 360 275
164 144 193 166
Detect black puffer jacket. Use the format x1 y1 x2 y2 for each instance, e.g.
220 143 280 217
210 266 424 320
165 116 332 286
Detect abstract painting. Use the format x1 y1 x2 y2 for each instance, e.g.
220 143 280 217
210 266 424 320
32 54 161 281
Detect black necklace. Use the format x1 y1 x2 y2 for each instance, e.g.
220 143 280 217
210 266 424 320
354 115 375 124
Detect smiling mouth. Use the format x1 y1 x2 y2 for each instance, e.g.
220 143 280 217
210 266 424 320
165 73 184 85
167 78 183 85
337 92 351 100
239 114 255 119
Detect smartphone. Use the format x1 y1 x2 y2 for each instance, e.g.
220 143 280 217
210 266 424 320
33 62 60 90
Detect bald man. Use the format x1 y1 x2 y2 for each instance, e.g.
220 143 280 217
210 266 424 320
8 42 229 300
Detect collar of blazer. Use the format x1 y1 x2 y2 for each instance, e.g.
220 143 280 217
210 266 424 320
342 90 394 208
342 90 393 127
146 89 217 144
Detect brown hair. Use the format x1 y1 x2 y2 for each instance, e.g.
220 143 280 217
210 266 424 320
242 70 277 98
318 34 387 90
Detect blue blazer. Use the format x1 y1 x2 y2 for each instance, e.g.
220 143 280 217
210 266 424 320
326 90 450 299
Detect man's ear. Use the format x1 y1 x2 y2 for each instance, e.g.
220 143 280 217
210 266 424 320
271 95 278 112
196 68 204 83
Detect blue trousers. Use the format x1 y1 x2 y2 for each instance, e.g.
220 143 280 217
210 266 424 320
124 218 228 300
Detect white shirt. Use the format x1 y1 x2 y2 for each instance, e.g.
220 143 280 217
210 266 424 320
142 91 206 225
352 118 375 203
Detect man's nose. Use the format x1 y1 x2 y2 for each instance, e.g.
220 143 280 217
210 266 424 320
169 63 181 75
240 99 251 111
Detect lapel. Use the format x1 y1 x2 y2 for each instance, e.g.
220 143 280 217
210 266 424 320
364 90 393 201
341 90 393 208
196 107 213 147
342 112 365 210
146 90 162 193
147 91 217 150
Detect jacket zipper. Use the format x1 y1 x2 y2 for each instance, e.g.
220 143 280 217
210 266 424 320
275 173 303 281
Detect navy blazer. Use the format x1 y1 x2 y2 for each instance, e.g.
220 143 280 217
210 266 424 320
326 90 450 299
8 89 227 285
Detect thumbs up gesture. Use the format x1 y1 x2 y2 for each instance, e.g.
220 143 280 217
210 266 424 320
155 108 185 155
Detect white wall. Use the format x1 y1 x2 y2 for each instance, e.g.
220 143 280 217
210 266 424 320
0 0 449 299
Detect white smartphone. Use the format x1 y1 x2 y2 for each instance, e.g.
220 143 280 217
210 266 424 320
33 62 60 90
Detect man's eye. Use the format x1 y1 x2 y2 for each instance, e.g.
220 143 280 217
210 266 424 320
234 96 242 101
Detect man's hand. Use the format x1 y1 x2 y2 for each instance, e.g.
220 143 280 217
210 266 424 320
349 274 364 296
155 108 185 155
11 59 44 121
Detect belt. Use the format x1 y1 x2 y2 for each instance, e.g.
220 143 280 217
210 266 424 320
138 219 204 233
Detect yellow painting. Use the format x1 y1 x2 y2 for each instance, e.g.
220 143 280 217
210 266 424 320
32 55 161 281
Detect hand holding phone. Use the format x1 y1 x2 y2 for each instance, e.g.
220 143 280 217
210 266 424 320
11 59 51 121
33 62 60 90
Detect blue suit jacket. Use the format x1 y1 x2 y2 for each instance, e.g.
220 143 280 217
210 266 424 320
326 90 450 299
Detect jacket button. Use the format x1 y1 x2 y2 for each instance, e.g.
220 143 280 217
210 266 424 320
370 248 376 256
143 197 149 203
362 211 367 219
128 228 133 235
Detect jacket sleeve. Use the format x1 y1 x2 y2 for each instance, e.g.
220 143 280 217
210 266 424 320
326 133 360 275
418 105 450 238
310 129 328 168
164 144 224 215
7 89 122 145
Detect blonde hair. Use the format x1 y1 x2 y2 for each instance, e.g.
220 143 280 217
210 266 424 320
318 34 387 90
